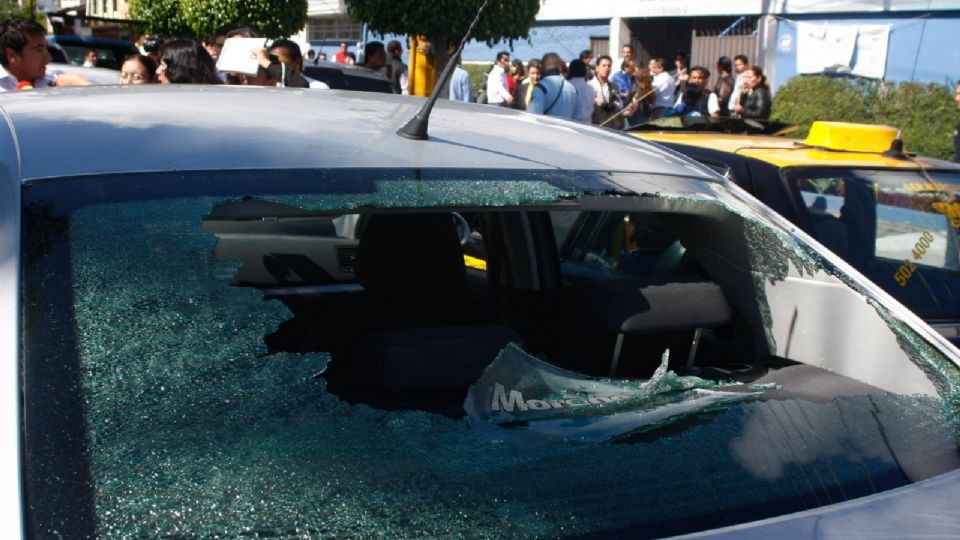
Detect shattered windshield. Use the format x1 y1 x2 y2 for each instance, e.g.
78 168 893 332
21 169 960 539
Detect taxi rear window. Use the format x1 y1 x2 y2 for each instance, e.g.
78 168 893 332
788 168 960 319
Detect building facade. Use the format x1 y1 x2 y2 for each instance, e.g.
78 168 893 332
536 0 960 90
304 0 960 88
84 0 130 19
39 0 959 89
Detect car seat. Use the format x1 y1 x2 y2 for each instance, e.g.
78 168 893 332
808 196 849 257
316 212 520 416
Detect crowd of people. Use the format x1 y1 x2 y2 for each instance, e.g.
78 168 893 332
0 17 410 94
463 44 772 128
0 13 771 122
3 15 958 159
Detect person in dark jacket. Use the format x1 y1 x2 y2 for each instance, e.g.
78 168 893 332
673 66 720 118
734 65 771 120
513 60 541 110
714 56 735 116
156 38 221 84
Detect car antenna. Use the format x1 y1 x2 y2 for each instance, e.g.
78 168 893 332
396 0 490 141
882 130 908 160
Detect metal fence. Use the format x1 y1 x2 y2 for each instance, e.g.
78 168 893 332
690 33 757 71
588 37 609 59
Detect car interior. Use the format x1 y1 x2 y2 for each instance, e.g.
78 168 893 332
203 198 938 419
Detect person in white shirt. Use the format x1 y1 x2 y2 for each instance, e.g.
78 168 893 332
485 51 514 107
649 57 676 118
589 55 628 128
673 66 720 118
728 54 750 116
0 17 88 91
82 49 97 68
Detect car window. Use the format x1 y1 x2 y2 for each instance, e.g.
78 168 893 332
59 44 132 69
692 158 729 176
344 74 393 93
549 209 580 250
20 169 960 539
302 66 393 93
790 168 960 318
46 45 68 64
558 211 688 281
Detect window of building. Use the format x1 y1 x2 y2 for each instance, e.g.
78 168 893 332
307 16 362 42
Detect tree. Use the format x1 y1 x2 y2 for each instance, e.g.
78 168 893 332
129 0 308 39
128 0 192 37
345 0 540 88
771 75 956 160
0 0 46 25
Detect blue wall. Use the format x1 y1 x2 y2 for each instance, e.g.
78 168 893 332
362 24 607 64
773 13 960 91
460 24 608 63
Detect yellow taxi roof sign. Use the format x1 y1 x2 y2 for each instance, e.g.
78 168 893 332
803 121 900 153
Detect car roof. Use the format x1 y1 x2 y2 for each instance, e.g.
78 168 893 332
0 85 716 182
637 131 960 170
46 63 122 85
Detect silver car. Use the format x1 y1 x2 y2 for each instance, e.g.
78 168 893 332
4 85 960 539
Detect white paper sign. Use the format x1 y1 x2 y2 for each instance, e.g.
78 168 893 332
216 38 266 76
852 24 890 79
464 343 761 444
796 21 858 74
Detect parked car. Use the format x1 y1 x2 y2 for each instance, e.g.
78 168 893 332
632 120 960 345
5 86 960 539
45 63 122 85
303 60 393 93
45 35 139 70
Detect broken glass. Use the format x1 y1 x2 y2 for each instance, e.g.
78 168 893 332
19 169 960 539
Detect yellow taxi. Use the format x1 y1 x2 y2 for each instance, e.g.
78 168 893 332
634 121 960 342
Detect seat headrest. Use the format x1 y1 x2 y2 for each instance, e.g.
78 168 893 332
356 213 467 295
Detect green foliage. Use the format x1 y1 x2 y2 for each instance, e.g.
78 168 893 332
772 75 957 160
130 0 307 39
129 0 192 37
345 0 540 47
0 0 46 25
182 0 308 39
464 62 491 95
874 81 957 161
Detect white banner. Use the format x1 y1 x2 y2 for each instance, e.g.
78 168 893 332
852 24 891 79
795 22 890 79
796 21 858 74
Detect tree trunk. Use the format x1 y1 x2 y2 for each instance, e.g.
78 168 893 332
430 34 451 99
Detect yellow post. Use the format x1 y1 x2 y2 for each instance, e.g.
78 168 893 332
408 36 436 97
